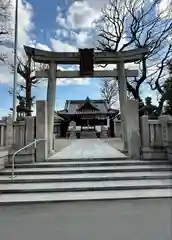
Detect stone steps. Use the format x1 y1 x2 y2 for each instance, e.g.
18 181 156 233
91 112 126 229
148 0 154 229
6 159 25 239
0 179 171 194
0 171 171 183
0 189 171 205
0 158 171 204
80 131 97 139
6 160 171 168
1 165 172 176
48 157 129 161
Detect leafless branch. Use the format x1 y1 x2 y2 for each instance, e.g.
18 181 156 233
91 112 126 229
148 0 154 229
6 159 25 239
0 0 12 62
97 0 172 105
7 55 47 115
100 77 118 107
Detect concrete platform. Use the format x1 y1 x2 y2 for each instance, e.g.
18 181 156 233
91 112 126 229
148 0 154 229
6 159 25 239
0 199 170 240
50 139 126 160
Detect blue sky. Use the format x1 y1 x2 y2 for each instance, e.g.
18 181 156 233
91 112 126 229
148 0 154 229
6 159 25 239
0 0 170 118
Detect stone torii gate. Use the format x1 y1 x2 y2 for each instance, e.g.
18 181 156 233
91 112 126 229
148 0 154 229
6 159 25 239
24 46 148 159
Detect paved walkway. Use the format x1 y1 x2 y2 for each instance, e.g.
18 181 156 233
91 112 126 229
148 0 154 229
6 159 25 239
50 139 126 159
0 199 170 240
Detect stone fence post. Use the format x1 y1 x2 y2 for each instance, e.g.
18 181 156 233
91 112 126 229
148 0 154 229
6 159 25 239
140 115 169 160
159 115 172 161
140 115 149 148
114 120 121 138
25 117 35 145
25 116 35 161
0 121 6 146
5 117 13 147
159 116 170 147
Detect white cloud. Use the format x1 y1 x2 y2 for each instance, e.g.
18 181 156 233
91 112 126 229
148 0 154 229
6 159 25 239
56 13 68 29
74 31 94 48
71 0 108 11
67 1 100 29
85 0 108 10
57 77 90 85
0 0 34 84
0 108 11 120
56 29 69 39
0 65 12 84
4 0 34 48
158 0 172 17
16 0 34 46
54 1 101 52
0 1 52 87
56 1 101 30
51 38 77 52
35 43 51 51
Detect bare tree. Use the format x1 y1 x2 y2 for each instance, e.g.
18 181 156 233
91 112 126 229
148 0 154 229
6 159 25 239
100 76 135 110
97 0 172 108
0 0 11 62
8 57 46 116
100 77 118 107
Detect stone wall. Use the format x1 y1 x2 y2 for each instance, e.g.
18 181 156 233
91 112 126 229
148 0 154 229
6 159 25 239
114 115 172 160
0 117 36 165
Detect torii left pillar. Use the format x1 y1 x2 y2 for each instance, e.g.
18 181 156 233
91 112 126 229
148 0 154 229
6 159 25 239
47 61 57 155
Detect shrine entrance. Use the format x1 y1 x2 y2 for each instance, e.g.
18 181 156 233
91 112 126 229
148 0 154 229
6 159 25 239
24 46 148 160
57 97 119 139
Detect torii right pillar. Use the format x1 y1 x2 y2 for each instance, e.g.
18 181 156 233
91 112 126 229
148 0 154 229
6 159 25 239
117 61 140 159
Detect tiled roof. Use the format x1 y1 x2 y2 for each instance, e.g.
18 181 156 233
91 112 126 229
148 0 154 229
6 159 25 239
54 112 64 121
65 99 109 114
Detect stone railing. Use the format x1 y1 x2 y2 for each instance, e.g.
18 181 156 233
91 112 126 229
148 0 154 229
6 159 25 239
140 115 172 160
0 117 35 165
148 119 163 147
114 120 122 138
13 121 26 148
0 120 6 147
0 118 28 149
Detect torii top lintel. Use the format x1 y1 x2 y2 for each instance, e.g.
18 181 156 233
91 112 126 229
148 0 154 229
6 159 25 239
24 45 149 64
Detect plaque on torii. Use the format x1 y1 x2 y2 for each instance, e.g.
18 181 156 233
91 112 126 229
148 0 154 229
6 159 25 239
79 48 94 77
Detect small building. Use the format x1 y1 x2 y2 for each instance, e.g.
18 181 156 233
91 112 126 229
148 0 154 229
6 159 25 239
57 97 119 138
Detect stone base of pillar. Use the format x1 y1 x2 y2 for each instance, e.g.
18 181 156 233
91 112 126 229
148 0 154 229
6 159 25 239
25 116 35 162
125 100 140 159
36 101 48 162
121 120 128 151
49 149 56 157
